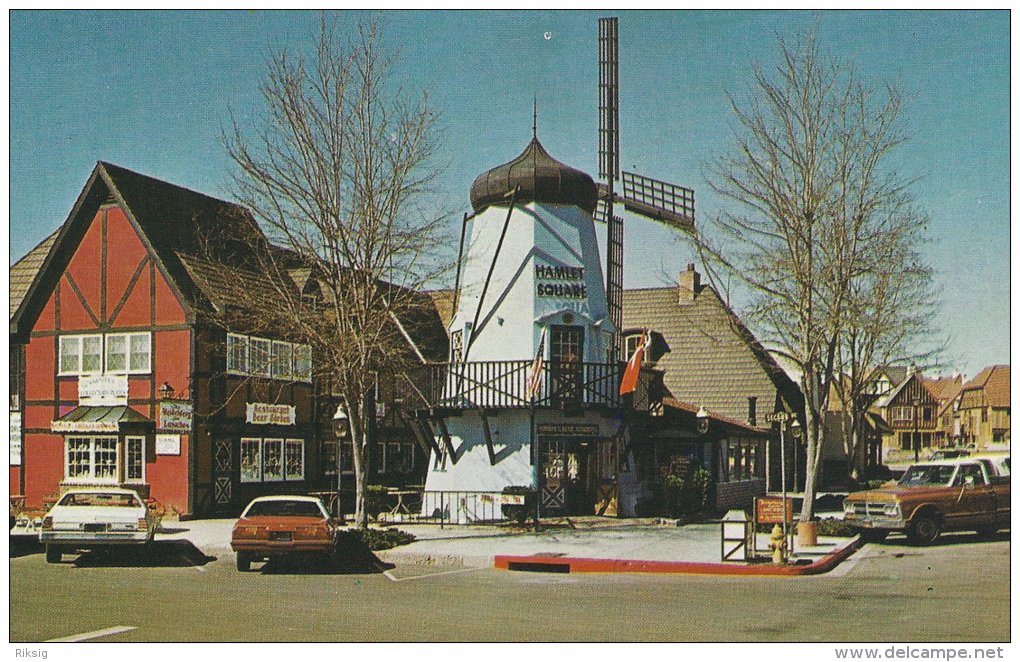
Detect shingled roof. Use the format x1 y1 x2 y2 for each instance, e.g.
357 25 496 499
10 229 58 321
622 274 802 424
961 364 1010 409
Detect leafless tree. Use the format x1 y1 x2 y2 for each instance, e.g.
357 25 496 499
222 17 447 527
699 34 936 519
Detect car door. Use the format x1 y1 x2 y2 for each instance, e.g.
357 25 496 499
950 463 996 529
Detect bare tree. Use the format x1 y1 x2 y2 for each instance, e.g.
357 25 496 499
223 17 447 528
699 34 935 520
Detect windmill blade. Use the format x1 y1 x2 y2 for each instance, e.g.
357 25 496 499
596 171 696 233
598 17 620 183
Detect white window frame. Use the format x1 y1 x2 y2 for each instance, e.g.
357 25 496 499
284 439 305 481
294 344 312 382
125 435 146 483
271 341 293 381
240 437 262 483
105 332 151 375
227 333 249 375
63 435 119 484
249 338 272 378
59 334 104 376
262 438 284 482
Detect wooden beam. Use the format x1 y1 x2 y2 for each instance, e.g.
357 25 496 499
478 407 497 466
435 416 457 464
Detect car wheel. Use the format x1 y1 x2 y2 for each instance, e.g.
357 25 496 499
236 552 253 572
45 545 62 564
906 513 943 546
857 529 888 543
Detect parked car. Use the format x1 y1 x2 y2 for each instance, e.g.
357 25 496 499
972 454 1010 477
40 488 158 563
844 459 1010 545
231 496 340 571
927 449 969 461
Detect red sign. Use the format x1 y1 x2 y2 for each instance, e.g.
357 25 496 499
755 497 794 524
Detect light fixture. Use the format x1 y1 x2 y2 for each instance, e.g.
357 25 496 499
790 418 802 440
158 382 175 400
696 405 709 435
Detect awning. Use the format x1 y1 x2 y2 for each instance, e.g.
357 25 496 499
51 405 153 433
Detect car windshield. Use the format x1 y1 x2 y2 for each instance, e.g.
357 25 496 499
58 492 141 508
244 500 324 518
899 465 956 487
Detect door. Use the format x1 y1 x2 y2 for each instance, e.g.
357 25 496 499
549 326 584 406
213 438 235 515
590 438 619 516
541 439 567 514
950 463 996 529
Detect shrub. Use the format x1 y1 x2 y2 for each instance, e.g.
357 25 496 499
348 527 416 550
662 467 715 519
813 517 857 538
365 485 389 519
501 485 535 525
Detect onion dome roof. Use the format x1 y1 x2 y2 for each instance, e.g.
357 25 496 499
470 138 598 215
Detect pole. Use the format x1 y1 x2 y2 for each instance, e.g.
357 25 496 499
780 422 788 560
531 402 541 532
913 400 920 462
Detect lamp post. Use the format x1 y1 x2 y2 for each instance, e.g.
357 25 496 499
918 397 926 459
158 382 175 400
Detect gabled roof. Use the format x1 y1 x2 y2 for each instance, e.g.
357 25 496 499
622 279 802 423
961 365 1010 408
10 161 265 338
10 228 58 321
426 289 457 331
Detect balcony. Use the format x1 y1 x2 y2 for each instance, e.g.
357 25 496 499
398 360 662 414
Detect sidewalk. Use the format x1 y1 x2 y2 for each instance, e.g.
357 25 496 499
155 516 860 576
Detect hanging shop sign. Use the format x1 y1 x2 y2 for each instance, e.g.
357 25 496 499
156 434 182 456
159 400 193 433
537 423 598 436
246 402 296 426
535 263 588 299
78 374 129 406
10 412 22 466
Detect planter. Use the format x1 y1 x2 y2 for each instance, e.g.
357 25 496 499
797 520 818 547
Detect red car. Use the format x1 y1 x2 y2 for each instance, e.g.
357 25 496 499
231 496 340 571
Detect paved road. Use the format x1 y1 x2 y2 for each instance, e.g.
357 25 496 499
9 531 1009 642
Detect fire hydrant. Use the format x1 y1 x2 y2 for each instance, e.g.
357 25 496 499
769 524 787 565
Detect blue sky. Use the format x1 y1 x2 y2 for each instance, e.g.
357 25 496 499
8 10 1009 378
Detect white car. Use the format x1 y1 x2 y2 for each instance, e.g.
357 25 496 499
40 488 158 563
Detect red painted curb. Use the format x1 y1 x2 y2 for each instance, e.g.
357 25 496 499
494 537 864 576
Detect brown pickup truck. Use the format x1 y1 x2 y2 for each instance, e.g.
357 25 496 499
844 458 1010 545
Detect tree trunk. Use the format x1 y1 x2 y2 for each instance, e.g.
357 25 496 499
346 397 371 529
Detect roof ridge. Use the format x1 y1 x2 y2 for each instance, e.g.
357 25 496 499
98 161 241 209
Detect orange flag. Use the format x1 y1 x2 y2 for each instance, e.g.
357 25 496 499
619 331 649 395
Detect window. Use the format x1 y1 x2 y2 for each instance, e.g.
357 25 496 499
723 439 763 482
450 330 463 363
242 437 305 483
59 334 103 376
382 442 414 475
227 333 248 374
285 439 305 480
240 438 262 483
272 341 293 380
225 334 311 383
624 334 648 363
126 436 145 482
64 435 119 484
105 333 151 374
263 438 284 481
250 338 271 378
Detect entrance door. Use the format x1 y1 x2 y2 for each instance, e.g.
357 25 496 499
540 437 596 516
590 438 619 516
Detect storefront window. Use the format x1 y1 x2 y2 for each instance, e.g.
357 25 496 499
64 435 118 483
285 439 304 480
240 438 262 483
126 436 145 482
263 438 284 481
67 437 92 479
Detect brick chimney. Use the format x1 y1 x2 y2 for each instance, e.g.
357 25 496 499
678 263 701 304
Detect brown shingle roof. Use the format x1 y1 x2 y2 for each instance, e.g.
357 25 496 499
961 365 1010 408
425 289 456 331
10 229 58 321
622 282 802 424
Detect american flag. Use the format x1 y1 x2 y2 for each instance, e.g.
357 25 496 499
526 329 547 401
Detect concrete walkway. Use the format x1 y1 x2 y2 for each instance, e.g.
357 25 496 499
155 516 858 575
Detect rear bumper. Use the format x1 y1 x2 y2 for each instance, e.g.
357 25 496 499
40 531 152 546
231 540 333 555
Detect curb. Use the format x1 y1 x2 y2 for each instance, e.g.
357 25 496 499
494 537 864 576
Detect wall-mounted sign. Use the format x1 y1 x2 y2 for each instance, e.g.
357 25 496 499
755 496 794 525
535 263 588 299
79 374 129 406
246 402 296 426
10 412 22 466
159 400 193 432
537 423 598 436
156 433 181 456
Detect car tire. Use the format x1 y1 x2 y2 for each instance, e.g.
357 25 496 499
236 551 253 572
906 513 943 546
45 545 62 564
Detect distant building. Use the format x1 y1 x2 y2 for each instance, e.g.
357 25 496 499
954 365 1010 451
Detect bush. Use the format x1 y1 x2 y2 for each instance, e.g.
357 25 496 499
813 517 857 538
501 485 535 525
365 485 389 519
348 527 416 550
662 467 715 519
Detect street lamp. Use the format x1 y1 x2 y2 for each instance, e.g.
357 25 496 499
696 405 709 435
158 382 175 400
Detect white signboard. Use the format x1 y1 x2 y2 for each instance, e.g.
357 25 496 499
156 434 181 456
10 412 22 466
79 374 129 406
246 402 296 426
